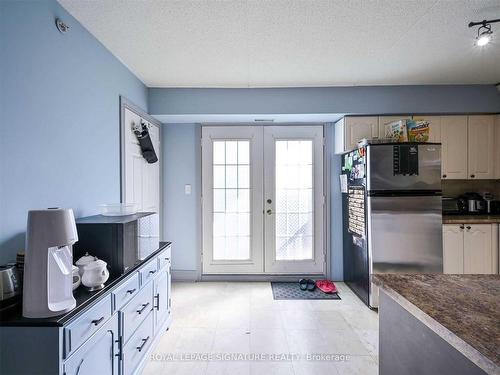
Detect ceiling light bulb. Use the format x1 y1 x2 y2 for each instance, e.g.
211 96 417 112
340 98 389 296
477 33 491 46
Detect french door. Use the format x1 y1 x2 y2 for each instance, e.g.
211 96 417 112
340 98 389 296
202 125 324 274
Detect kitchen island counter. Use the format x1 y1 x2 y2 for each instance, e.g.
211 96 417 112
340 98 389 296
373 274 499 375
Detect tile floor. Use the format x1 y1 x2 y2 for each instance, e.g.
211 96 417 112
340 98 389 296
142 281 378 375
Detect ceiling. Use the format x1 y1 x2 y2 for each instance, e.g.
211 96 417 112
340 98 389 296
59 0 500 88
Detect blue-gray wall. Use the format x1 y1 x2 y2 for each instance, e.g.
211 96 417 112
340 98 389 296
162 124 201 273
149 86 500 116
0 0 148 263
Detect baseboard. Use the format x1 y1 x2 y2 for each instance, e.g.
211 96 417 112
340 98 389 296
171 269 198 281
200 274 326 282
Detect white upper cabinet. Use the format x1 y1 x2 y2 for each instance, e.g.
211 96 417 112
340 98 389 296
441 116 468 180
346 116 379 150
377 116 412 139
467 115 495 179
335 116 378 153
412 116 441 142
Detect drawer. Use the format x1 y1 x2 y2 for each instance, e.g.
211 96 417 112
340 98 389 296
140 258 158 286
122 281 153 344
157 245 172 270
123 311 154 375
112 272 140 311
64 294 113 358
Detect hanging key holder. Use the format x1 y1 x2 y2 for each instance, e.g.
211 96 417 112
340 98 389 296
132 121 158 164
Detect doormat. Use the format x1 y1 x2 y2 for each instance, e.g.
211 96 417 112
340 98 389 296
271 282 341 300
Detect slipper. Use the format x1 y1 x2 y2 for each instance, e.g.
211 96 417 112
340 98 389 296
298 278 308 291
316 279 337 294
306 279 316 292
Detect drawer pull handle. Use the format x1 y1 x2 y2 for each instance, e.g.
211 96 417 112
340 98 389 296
149 270 156 275
91 316 104 326
137 302 150 314
126 288 136 294
137 336 150 352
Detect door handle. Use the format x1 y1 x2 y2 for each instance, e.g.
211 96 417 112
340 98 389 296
266 209 273 215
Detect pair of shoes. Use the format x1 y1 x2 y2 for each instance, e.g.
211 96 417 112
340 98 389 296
316 279 338 294
298 278 316 291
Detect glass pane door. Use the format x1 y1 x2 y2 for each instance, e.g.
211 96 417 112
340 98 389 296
264 126 324 274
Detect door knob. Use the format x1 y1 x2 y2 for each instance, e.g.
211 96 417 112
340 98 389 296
266 209 273 215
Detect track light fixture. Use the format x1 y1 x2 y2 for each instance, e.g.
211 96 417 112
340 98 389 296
468 19 499 47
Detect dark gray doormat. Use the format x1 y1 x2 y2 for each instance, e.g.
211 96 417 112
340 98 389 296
271 282 341 300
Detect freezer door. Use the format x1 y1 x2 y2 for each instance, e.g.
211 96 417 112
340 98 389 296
367 195 443 307
367 144 441 191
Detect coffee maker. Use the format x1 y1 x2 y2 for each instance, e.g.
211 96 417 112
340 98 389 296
23 209 78 318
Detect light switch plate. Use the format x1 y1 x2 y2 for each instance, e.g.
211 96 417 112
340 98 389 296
185 184 191 195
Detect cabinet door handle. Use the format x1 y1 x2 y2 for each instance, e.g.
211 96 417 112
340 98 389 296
149 270 156 275
442 174 447 178
470 174 475 178
466 226 471 230
137 302 150 315
91 316 104 326
136 336 150 352
126 288 136 294
459 225 464 230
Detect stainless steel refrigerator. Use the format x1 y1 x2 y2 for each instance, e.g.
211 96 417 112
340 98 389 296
341 142 443 308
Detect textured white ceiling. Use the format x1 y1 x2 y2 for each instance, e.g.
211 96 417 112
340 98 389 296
58 0 500 87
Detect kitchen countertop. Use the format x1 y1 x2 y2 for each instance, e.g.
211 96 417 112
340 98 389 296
373 274 500 374
0 241 171 327
443 214 500 224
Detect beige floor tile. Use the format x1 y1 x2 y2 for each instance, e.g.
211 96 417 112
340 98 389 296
212 329 251 354
285 329 328 354
249 328 289 354
320 328 371 356
353 329 378 356
250 361 295 375
292 359 340 375
250 308 284 329
310 311 351 330
334 355 378 375
205 360 250 375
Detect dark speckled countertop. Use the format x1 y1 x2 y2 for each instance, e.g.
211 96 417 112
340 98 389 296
373 274 500 374
443 214 500 224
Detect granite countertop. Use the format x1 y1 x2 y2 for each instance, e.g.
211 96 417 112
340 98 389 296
0 242 171 327
443 214 500 224
373 274 500 374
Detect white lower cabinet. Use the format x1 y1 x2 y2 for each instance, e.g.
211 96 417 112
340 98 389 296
64 314 120 375
443 224 498 274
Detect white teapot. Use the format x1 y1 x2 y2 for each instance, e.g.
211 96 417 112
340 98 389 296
76 254 109 291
